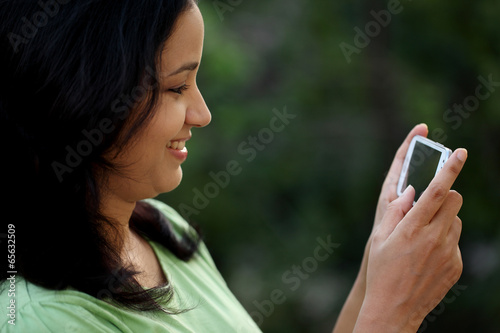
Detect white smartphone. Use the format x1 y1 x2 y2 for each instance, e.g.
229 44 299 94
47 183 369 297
397 135 453 202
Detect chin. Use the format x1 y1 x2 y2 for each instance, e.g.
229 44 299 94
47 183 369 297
155 168 183 195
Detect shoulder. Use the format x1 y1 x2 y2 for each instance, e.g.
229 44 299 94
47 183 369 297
143 198 192 236
143 198 220 271
0 277 134 333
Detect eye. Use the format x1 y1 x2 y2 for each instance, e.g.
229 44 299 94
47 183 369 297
169 84 190 95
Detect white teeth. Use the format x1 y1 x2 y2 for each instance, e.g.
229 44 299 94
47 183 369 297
168 141 186 150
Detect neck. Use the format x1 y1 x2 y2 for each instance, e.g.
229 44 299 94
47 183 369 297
100 192 166 287
100 191 138 254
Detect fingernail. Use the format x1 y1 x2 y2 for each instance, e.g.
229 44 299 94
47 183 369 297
457 148 468 162
403 185 414 195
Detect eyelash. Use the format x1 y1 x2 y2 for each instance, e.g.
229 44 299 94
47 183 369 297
169 84 190 95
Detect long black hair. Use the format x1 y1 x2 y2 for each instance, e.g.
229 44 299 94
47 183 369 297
0 0 200 312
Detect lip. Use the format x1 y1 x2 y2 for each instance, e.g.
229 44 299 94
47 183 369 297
170 136 191 143
167 136 191 161
167 146 188 161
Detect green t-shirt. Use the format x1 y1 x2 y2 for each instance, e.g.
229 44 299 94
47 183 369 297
0 199 261 332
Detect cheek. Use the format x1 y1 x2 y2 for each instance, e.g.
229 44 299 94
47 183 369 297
138 108 185 163
124 101 187 171
153 99 186 138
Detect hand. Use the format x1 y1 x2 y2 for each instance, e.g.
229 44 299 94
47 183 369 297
373 124 429 231
357 124 429 286
357 145 467 332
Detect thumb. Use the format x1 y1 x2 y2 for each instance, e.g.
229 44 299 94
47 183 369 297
379 185 415 238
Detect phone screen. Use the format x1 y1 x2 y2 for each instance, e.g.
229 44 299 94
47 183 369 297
407 141 442 200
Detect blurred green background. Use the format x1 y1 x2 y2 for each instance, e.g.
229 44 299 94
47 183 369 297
160 0 500 332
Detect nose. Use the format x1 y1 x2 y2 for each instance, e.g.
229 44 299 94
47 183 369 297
186 86 211 128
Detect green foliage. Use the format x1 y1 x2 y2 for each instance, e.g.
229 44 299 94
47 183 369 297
160 1 500 332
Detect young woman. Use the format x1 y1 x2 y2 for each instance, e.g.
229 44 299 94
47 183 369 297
0 1 467 332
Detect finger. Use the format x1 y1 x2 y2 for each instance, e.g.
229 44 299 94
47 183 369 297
448 216 463 241
381 124 429 198
449 228 464 281
406 148 467 227
455 244 463 275
429 191 463 237
442 191 463 230
378 185 416 238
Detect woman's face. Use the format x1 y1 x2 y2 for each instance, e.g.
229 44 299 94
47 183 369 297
104 5 211 203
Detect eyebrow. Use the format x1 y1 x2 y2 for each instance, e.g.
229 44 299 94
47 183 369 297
167 62 199 77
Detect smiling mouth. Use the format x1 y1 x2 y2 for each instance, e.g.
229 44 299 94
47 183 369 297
167 140 186 150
